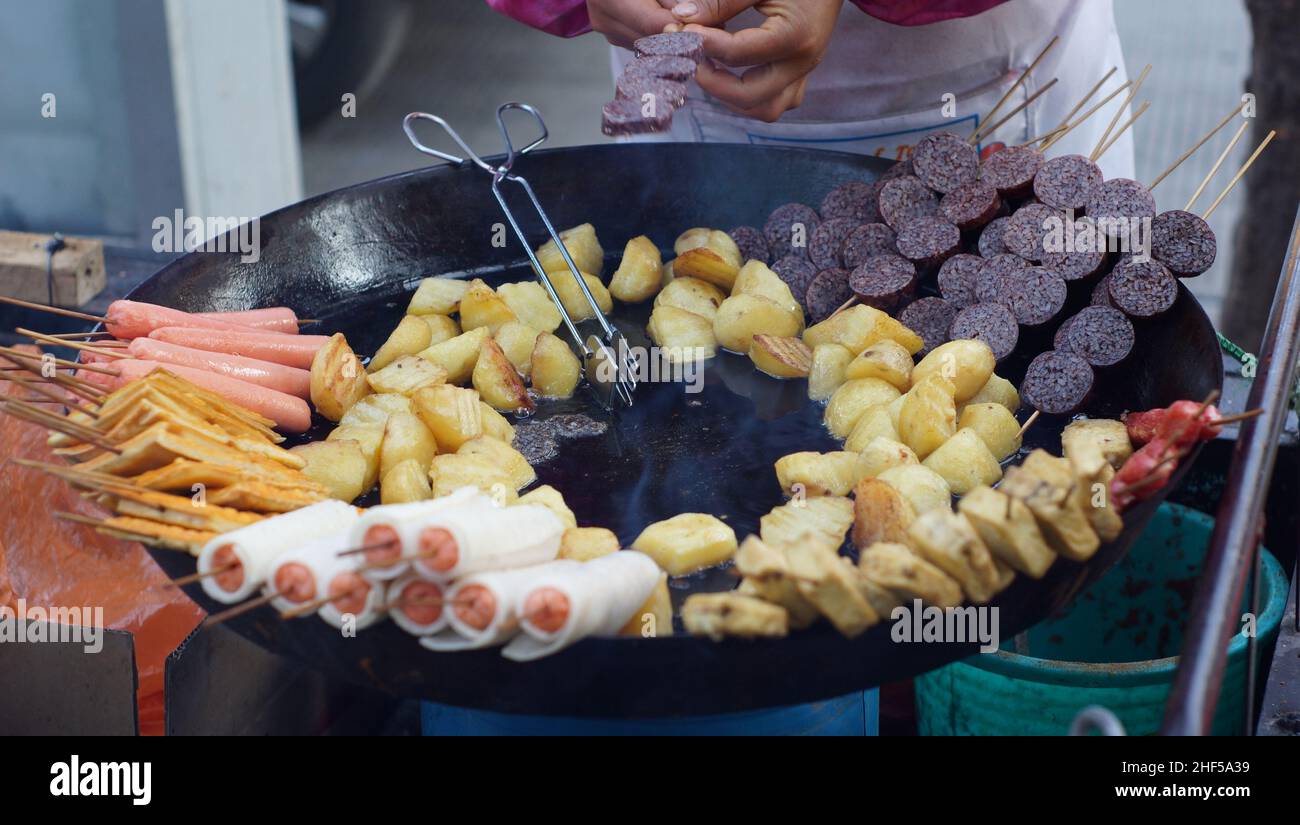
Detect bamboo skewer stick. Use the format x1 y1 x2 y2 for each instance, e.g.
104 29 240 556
1090 64 1150 161
1213 408 1264 427
972 78 1059 147
0 346 119 376
1055 66 1117 130
1202 129 1276 220
0 371 98 415
205 592 281 626
162 563 239 588
1040 80 1133 152
0 295 106 323
0 352 106 403
16 328 128 359
1185 120 1250 212
1016 410 1041 439
0 400 120 451
970 35 1060 143
43 330 116 340
1148 101 1248 192
1094 100 1150 162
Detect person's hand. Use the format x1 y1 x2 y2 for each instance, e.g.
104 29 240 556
672 0 844 122
586 0 681 49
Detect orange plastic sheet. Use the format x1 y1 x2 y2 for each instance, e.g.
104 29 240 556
0 356 205 735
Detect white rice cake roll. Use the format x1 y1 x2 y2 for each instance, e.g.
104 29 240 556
199 500 358 604
319 573 387 632
266 532 361 614
409 503 565 582
387 573 451 637
350 486 489 581
421 560 580 652
502 551 660 662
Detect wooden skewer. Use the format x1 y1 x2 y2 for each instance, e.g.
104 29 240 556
826 295 858 321
1015 410 1041 439
162 563 240 588
971 77 1059 147
0 346 119 376
336 539 404 558
1022 123 1069 147
1213 408 1264 426
0 400 120 451
205 591 281 626
0 352 104 401
970 35 1060 143
297 319 319 326
1202 129 1276 220
278 587 365 620
16 328 128 359
1040 80 1133 152
0 295 106 323
1090 64 1150 161
1054 66 1117 132
1185 120 1250 212
1094 100 1150 162
1148 100 1248 192
43 330 115 340
0 371 98 415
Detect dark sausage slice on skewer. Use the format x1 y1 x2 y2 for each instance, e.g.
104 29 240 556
1151 209 1217 277
633 32 705 61
820 181 882 224
978 216 1013 258
949 302 1019 362
899 297 959 356
979 145 1044 199
805 267 854 324
621 55 697 82
1108 258 1179 319
1003 203 1066 262
1033 154 1103 212
764 203 822 260
1007 266 1068 327
937 254 984 309
601 99 673 136
878 175 939 231
1085 178 1157 244
841 223 898 269
1021 350 1095 415
809 217 859 270
881 158 914 181
895 216 961 273
940 179 1002 231
1091 273 1116 307
615 76 687 108
848 254 918 312
912 132 980 195
1056 306 1135 368
771 255 818 310
1040 218 1108 283
974 253 1029 306
729 226 771 265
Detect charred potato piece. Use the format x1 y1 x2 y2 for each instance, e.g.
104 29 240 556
632 513 738 576
774 451 866 497
714 294 801 354
290 439 368 502
369 315 433 373
457 435 535 490
912 339 996 402
785 540 879 637
366 356 448 396
899 374 957 459
411 384 483 451
530 332 582 398
418 326 491 385
1000 450 1099 561
472 338 534 412
858 542 963 608
380 457 434 505
647 305 717 362
808 343 854 402
803 304 924 356
876 464 951 515
609 235 663 303
825 378 902 439
674 227 742 266
655 276 726 321
674 246 741 291
497 281 562 333
851 476 917 550
379 411 438 481
760 495 854 551
957 486 1056 578
407 276 470 316
310 333 371 423
750 334 812 378
957 402 1022 461
535 222 604 277
922 428 1003 495
682 593 789 641
517 484 576 529
558 527 620 561
843 339 913 390
907 509 1004 604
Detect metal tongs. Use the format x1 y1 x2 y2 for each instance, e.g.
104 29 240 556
402 104 638 409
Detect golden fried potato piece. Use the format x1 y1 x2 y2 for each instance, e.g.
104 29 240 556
472 338 534 412
760 495 854 551
825 378 902 439
1000 450 1100 561
922 428 1003 495
418 326 491 385
808 343 854 402
632 513 737 576
407 277 470 316
845 405 901 451
775 450 866 497
785 541 879 637
713 294 801 354
530 332 582 397
310 333 371 422
858 542 963 608
750 334 812 378
733 536 820 629
682 593 789 641
558 527 620 561
620 573 673 637
957 402 1022 461
802 304 923 355
1061 418 1133 476
536 223 604 277
497 281 562 333
457 435 534 490
655 276 726 321
609 235 664 304
907 509 1006 604
912 339 995 402
958 486 1056 579
852 476 916 550
380 457 433 505
899 374 957 459
517 484 576 529
844 339 913 390
370 315 433 373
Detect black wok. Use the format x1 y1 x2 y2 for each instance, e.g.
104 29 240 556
136 144 1221 717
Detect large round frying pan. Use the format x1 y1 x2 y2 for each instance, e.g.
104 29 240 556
133 144 1221 717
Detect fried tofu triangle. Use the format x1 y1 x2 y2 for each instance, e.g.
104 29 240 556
1000 449 1100 561
682 593 789 641
858 542 963 609
733 536 820 629
957 486 1056 579
785 540 879 638
907 509 1008 605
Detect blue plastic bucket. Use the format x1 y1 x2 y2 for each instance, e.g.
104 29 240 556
916 503 1287 735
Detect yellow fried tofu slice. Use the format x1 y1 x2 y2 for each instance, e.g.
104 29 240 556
760 495 854 551
632 513 737 576
784 540 879 637
858 542 963 609
907 508 1006 604
733 536 820 629
682 593 789 641
957 486 1056 578
1000 449 1100 561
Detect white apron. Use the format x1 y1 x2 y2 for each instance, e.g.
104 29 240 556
610 0 1135 180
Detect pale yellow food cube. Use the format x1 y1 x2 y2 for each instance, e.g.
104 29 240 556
379 411 438 481
458 279 517 335
824 378 902 439
369 315 432 373
844 405 901 452
957 402 1023 461
654 276 726 321
843 339 913 390
559 527 620 561
517 484 576 529
876 464 951 515
713 294 801 354
857 436 919 478
407 277 470 316
535 223 604 277
290 440 368 502
417 326 491 385
921 428 1003 495
380 457 433 505
366 355 448 396
774 451 866 497
759 496 854 551
456 435 535 490
808 343 854 402
530 331 582 398
411 384 482 451
899 374 957 459
632 513 738 576
609 235 663 303
497 281 562 333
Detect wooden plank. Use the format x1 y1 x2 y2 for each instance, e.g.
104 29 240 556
0 231 106 307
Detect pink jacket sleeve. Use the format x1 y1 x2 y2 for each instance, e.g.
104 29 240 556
483 1 1010 37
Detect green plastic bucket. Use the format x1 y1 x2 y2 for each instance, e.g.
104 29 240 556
916 503 1287 736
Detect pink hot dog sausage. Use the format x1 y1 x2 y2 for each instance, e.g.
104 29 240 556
110 360 312 433
195 307 301 334
105 300 267 340
147 326 328 370
126 338 311 399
